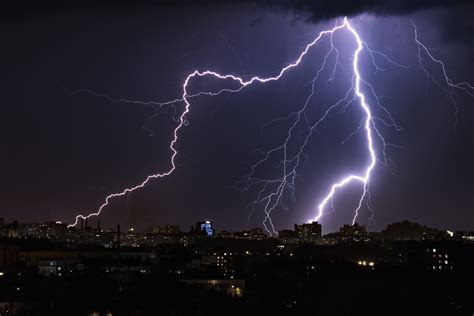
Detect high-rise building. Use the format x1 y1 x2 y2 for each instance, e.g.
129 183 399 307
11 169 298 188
248 227 267 240
340 223 366 238
295 222 322 239
195 220 214 236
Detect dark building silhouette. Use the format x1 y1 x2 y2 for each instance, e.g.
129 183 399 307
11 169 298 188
116 224 121 248
151 225 181 235
295 222 322 239
0 244 20 267
382 220 446 241
340 223 367 238
278 229 297 238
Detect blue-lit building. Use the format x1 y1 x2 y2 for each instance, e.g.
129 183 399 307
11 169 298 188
195 220 215 236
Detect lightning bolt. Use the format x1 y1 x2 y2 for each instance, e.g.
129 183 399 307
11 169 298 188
68 17 470 235
67 17 391 231
236 18 406 234
310 20 376 226
412 21 474 120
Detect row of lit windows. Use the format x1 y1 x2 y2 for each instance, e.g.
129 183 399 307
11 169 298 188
430 265 453 270
357 260 375 267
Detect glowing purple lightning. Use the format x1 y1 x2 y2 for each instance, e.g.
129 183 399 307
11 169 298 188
412 21 474 119
236 17 403 234
67 18 381 230
307 20 375 225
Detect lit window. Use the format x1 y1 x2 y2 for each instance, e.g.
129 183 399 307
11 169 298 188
433 249 436 253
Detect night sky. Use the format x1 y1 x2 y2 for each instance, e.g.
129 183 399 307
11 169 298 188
1 1 473 233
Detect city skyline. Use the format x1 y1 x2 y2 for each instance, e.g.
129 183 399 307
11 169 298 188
1 216 472 238
2 2 474 315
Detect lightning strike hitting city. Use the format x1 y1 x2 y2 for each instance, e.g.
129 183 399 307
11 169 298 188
64 17 472 235
2 2 474 315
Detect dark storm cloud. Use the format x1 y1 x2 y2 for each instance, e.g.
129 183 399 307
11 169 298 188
3 0 471 18
257 0 472 20
438 8 474 44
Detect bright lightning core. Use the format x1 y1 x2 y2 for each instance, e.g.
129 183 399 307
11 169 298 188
311 20 375 225
66 18 393 233
66 17 471 235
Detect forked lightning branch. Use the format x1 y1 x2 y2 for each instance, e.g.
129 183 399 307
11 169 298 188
65 17 473 235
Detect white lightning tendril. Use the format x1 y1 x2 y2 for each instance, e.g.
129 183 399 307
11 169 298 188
237 18 406 234
412 21 474 122
67 17 403 234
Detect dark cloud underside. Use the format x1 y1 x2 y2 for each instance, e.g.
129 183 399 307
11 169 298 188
3 0 472 19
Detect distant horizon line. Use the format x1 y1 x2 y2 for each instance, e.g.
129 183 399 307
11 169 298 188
1 218 472 235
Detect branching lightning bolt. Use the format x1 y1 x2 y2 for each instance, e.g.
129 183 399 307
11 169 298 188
67 17 395 231
236 18 406 234
66 17 471 235
310 21 389 227
412 21 474 120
